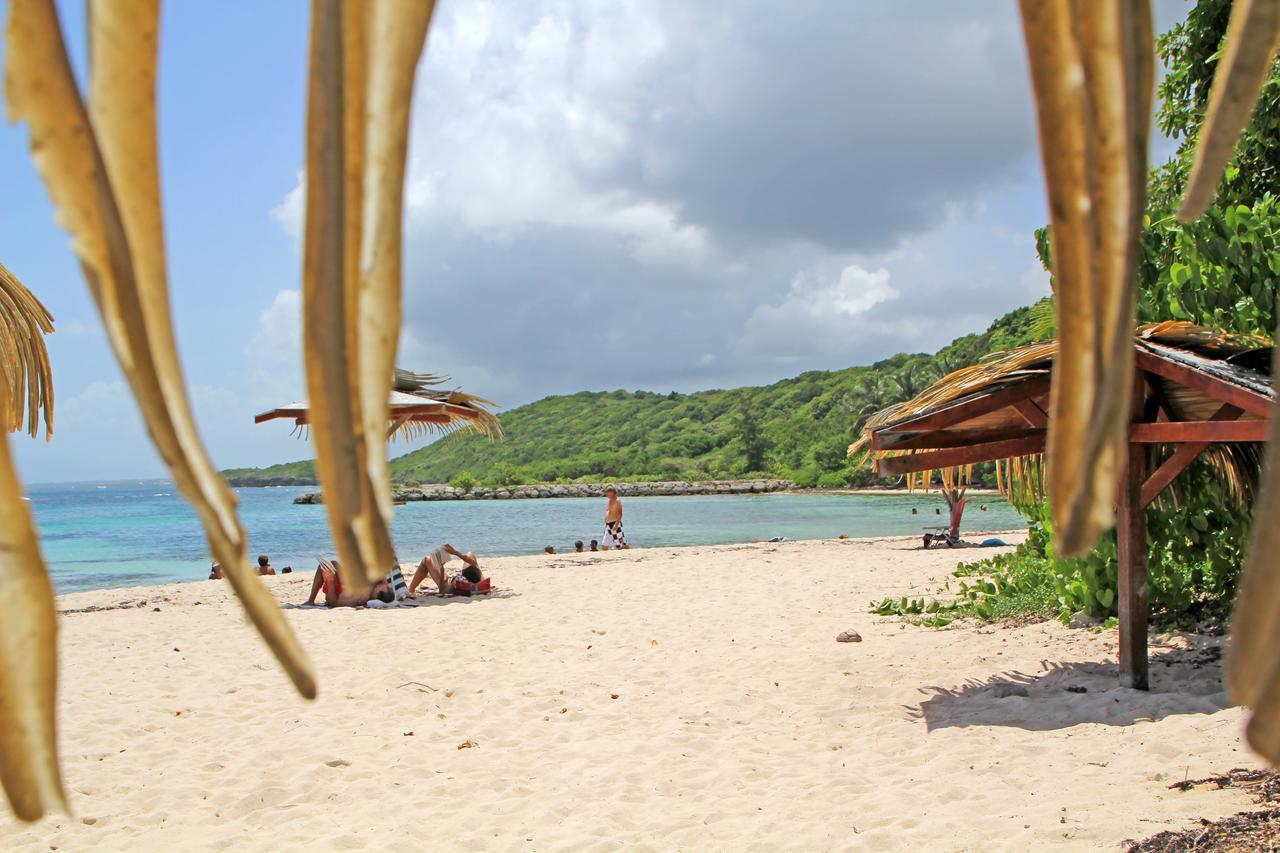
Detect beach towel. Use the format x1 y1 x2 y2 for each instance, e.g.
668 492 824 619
452 576 492 597
385 565 409 601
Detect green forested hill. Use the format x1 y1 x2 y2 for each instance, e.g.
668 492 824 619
224 301 1049 487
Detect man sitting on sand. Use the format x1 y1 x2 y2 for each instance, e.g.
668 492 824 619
304 558 394 607
208 561 223 580
407 544 484 597
256 554 276 576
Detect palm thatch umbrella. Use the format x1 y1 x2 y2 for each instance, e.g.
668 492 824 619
851 320 1273 696
851 321 1270 513
255 368 502 442
0 261 54 439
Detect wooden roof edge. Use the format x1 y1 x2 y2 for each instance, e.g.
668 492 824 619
867 374 1051 437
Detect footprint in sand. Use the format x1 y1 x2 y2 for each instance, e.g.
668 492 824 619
325 759 351 768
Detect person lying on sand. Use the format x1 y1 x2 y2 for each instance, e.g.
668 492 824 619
407 544 483 596
304 559 394 607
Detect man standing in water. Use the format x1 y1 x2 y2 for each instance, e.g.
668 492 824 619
602 486 629 550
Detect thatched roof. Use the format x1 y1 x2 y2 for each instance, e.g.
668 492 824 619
0 261 53 440
851 322 1272 509
256 369 501 442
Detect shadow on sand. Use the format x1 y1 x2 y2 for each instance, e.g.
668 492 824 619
909 639 1230 732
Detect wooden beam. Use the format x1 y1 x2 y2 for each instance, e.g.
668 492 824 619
1142 374 1177 423
386 414 413 438
1117 441 1149 690
1138 405 1244 507
1135 348 1272 417
1013 399 1048 427
1139 443 1204 508
875 377 1051 435
873 435 1045 476
1118 370 1149 691
1129 419 1266 443
293 413 453 427
872 426 1045 452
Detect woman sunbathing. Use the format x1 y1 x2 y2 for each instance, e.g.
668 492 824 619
304 559 394 607
407 544 483 596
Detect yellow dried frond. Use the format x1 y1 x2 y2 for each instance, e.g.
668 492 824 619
0 262 54 439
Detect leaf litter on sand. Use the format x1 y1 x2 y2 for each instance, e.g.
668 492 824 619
1127 768 1280 852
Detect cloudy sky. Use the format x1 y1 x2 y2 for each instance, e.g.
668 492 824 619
0 0 1187 483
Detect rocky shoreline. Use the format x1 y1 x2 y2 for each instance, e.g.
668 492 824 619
227 475 317 487
292 478 795 504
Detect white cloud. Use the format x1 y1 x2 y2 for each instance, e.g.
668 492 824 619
399 1 724 270
271 173 304 239
244 289 303 408
263 2 1063 414
739 264 899 361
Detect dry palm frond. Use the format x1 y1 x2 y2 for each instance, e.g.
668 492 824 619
393 368 449 393
1162 0 1280 769
0 265 58 820
1231 345 1280 766
302 0 435 589
1018 0 1154 557
0 262 53 439
4 1 317 821
0 385 61 822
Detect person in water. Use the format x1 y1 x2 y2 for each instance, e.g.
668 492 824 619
544 545 556 554
407 544 484 596
256 554 276 576
602 487 629 550
574 540 585 553
590 539 599 552
304 559 394 607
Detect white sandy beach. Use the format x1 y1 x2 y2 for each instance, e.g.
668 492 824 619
0 534 1261 851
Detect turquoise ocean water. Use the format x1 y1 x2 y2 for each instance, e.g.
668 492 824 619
29 481 1028 593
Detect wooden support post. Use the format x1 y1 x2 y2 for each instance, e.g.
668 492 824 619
1117 372 1149 690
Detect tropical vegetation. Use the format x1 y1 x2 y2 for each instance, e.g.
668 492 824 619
224 302 1048 488
908 0 1275 629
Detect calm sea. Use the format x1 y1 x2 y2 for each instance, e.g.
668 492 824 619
28 481 1028 593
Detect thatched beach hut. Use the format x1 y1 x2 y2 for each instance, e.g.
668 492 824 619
851 321 1273 690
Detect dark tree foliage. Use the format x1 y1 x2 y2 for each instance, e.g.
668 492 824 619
1154 0 1280 211
737 399 769 474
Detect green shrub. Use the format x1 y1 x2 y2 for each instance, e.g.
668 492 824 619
450 471 477 492
816 471 848 489
791 464 820 488
482 462 523 488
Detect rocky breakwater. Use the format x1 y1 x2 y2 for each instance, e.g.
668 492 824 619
227 475 317 487
292 478 794 504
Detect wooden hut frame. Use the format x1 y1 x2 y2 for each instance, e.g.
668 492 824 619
853 322 1272 690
